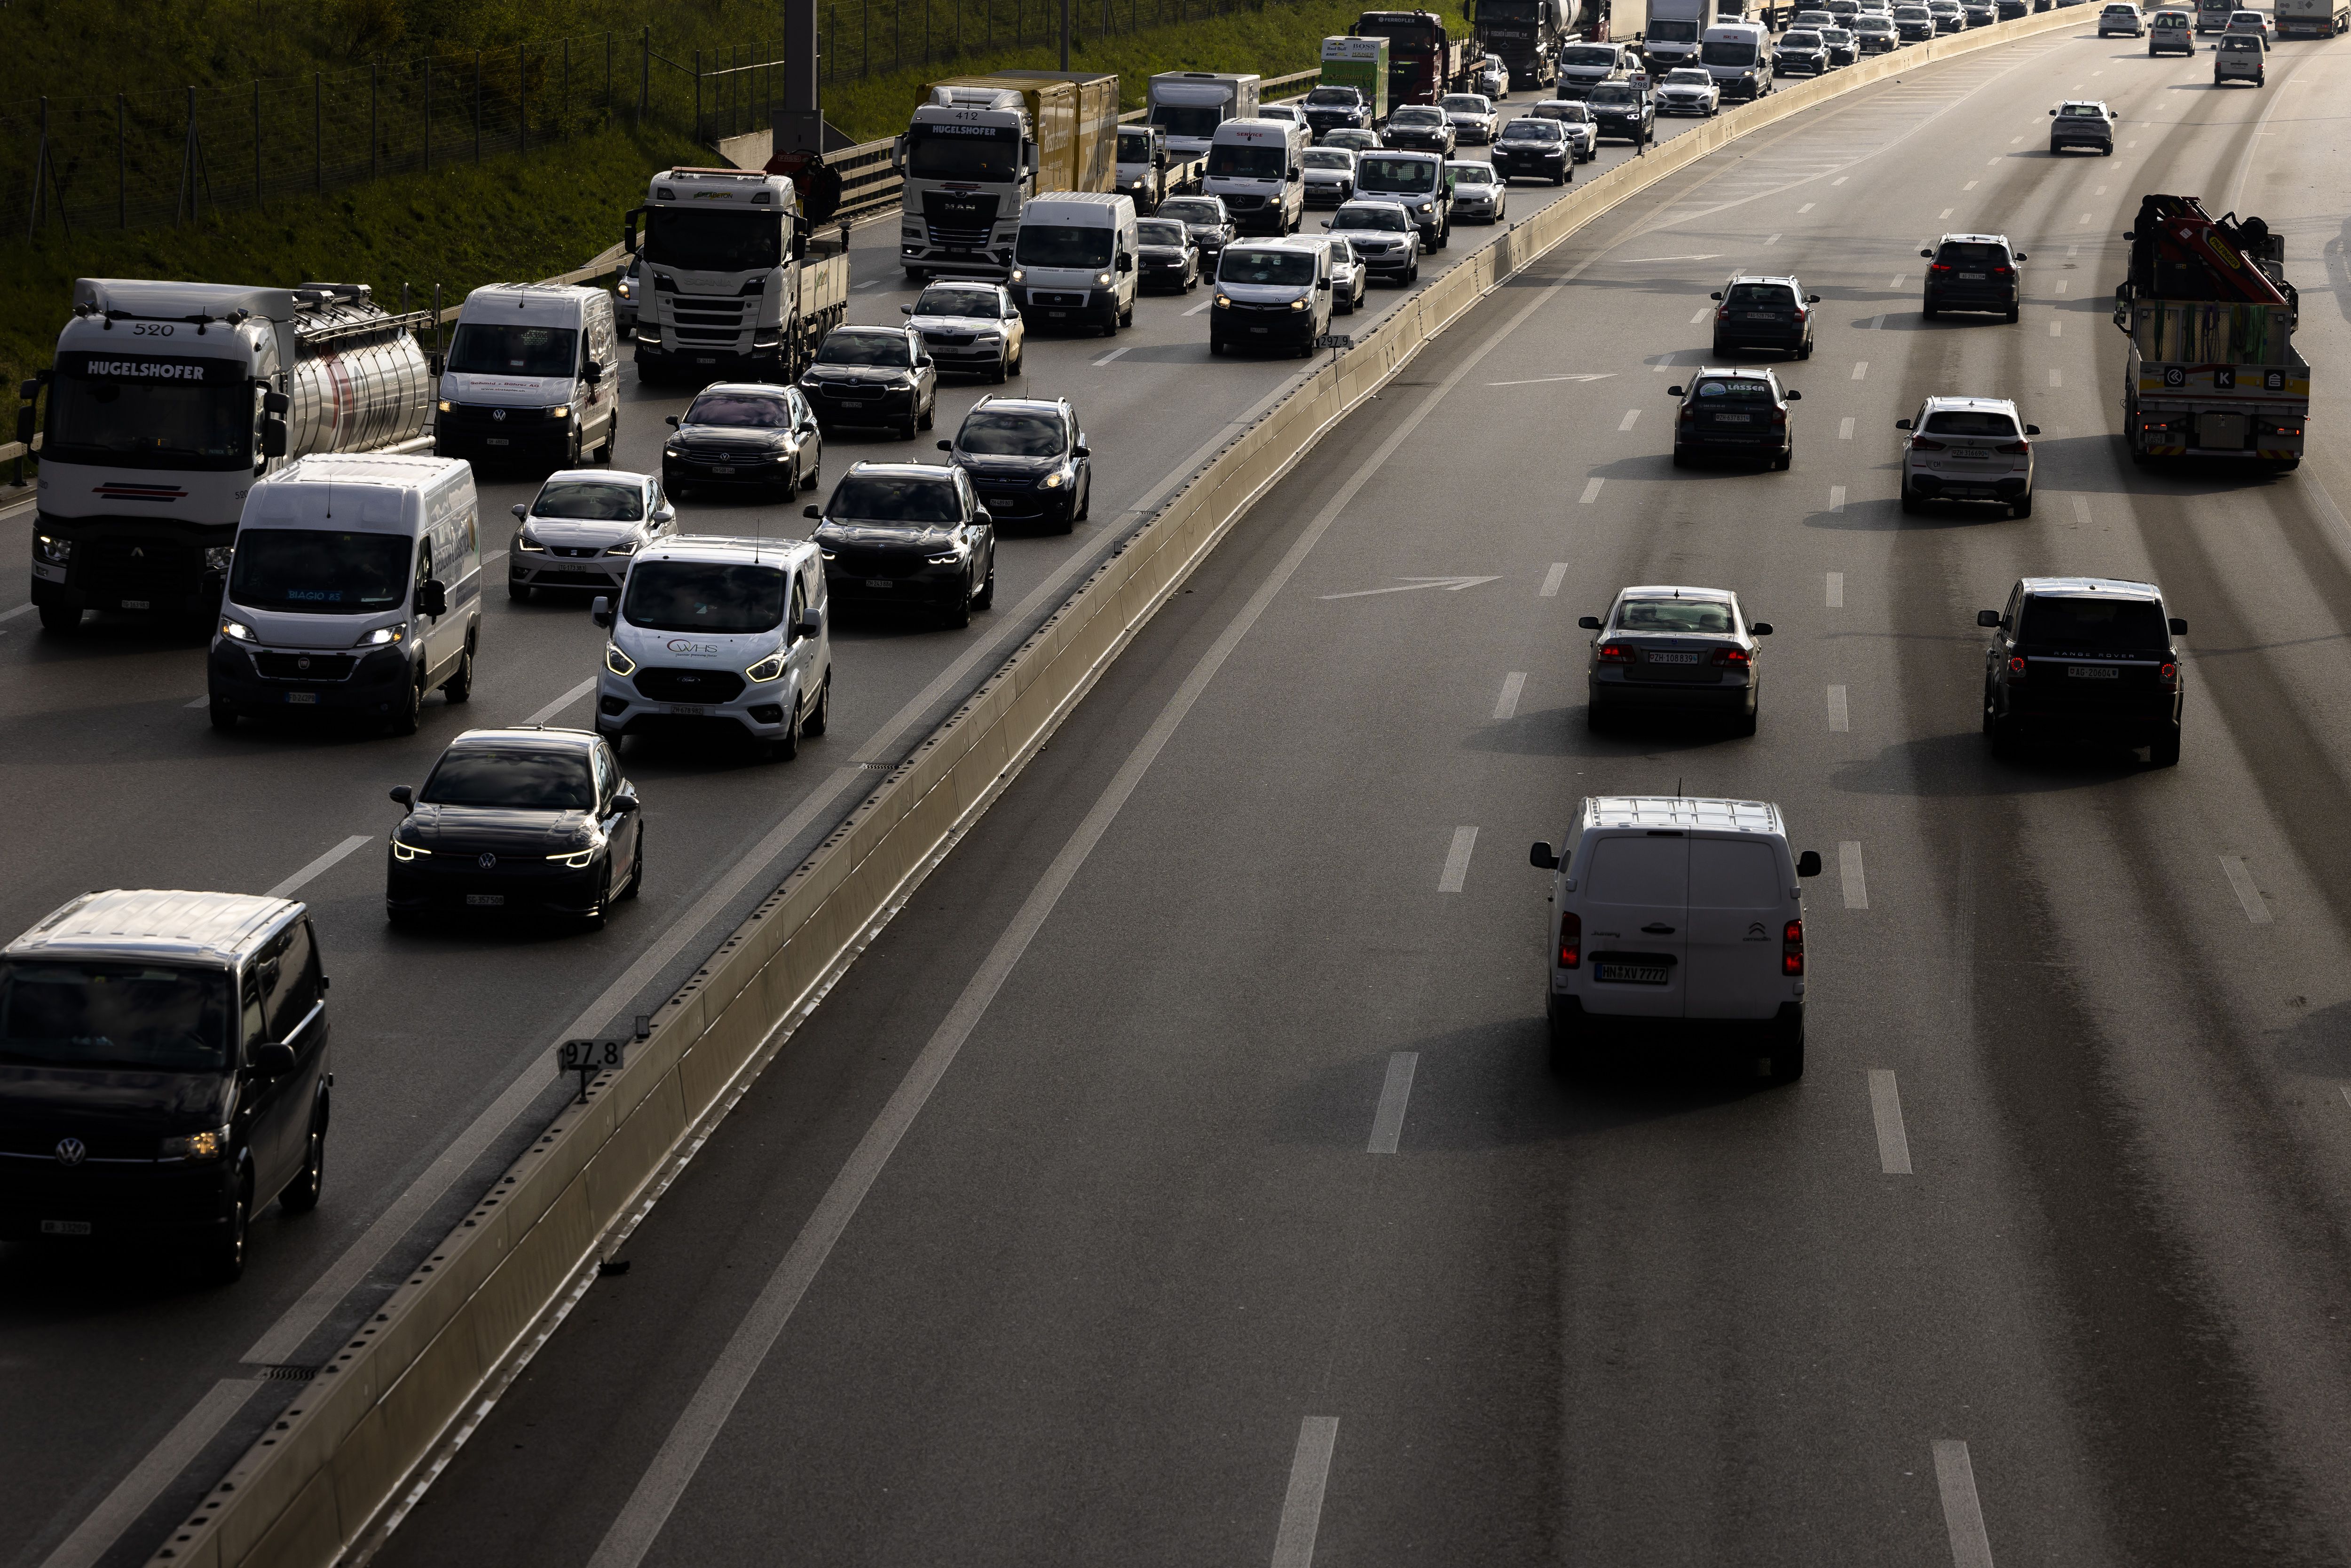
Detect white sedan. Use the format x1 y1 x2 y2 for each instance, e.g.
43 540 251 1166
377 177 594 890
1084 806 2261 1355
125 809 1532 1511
1653 67 1723 116
1527 99 1602 161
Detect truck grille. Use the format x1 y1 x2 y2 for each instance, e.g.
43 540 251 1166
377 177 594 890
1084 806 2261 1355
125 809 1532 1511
921 190 1001 251
253 652 358 681
80 539 199 596
670 295 749 344
632 667 747 703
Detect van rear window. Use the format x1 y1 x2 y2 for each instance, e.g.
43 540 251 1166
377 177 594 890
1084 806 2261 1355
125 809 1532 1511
1689 840 1780 910
1583 836 1689 903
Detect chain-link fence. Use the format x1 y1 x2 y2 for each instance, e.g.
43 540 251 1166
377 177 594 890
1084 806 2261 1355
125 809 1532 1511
817 0 1273 81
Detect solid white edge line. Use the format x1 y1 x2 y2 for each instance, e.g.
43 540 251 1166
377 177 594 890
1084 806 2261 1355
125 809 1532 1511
1270 1417 1342 1568
1868 1068 1913 1174
521 676 598 728
1367 1051 1419 1155
2219 855 2272 924
1438 826 1479 893
36 1379 264 1568
1494 671 1526 720
1933 1439 1996 1568
266 835 373 899
1839 841 1869 910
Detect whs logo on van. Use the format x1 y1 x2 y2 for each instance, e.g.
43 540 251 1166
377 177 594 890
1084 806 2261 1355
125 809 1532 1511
664 639 721 656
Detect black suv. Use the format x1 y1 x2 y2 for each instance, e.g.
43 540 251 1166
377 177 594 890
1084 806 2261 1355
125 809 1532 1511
0 890 331 1281
1710 273 1820 358
1979 577 2187 765
1921 233 2026 321
805 462 996 627
1586 81 1656 145
939 396 1092 533
797 325 939 441
1669 369 1802 469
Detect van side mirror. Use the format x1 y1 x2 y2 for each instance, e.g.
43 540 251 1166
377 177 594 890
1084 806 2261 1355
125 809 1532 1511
512 503 527 519
262 390 291 415
795 607 824 640
253 1041 297 1078
1316 277 1331 291
592 595 613 628
666 415 681 428
1117 253 1134 273
389 785 413 807
1977 609 2003 628
2048 107 2057 115
610 795 639 815
418 579 448 618
1785 389 1802 401
2169 616 2188 636
582 361 604 386
1578 615 1602 630
902 304 917 315
1894 418 1914 430
1073 444 1089 458
427 355 445 377
1667 385 1684 397
938 440 954 451
1796 850 1822 878
803 504 821 520
651 503 675 524
1530 841 1560 870
261 418 289 457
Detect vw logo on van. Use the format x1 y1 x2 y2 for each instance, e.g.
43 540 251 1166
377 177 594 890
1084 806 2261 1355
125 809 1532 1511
492 408 508 422
54 1137 87 1166
478 852 498 870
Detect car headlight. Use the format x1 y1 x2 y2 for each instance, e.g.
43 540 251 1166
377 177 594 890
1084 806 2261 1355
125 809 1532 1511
605 643 637 677
550 404 571 420
35 534 72 564
1010 268 1026 284
516 532 547 552
390 837 432 861
437 399 454 414
1416 201 1433 213
1094 272 1112 287
363 621 407 646
220 619 258 644
818 547 836 560
1215 292 1234 309
1289 297 1308 311
159 1126 229 1162
547 848 598 868
745 650 787 682
606 538 639 555
1042 471 1066 489
617 281 633 299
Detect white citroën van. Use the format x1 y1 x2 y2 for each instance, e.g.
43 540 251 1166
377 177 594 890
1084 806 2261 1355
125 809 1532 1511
1531 796 1822 1082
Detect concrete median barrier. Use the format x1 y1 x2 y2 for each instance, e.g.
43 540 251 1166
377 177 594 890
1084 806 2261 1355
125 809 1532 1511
146 10 2089 1565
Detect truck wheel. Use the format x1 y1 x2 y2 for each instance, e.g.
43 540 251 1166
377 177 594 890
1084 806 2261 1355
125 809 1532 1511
200 1174 252 1284
904 267 928 284
208 697 239 732
38 602 80 635
279 1104 327 1213
441 641 475 703
389 670 423 736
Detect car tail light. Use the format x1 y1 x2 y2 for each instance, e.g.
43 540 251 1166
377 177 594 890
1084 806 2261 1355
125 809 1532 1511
2160 660 2177 683
1597 642 1635 663
1911 435 1946 450
1930 262 1952 273
1782 919 1804 977
1559 911 1582 969
1716 306 1730 320
1713 646 1751 666
2008 655 2027 676
1772 409 1789 425
1996 440 2031 454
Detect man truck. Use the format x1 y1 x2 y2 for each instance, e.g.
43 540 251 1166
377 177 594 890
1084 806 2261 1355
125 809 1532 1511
2273 0 2349 37
1470 0 1576 91
625 166 851 383
21 279 434 634
2113 194 2307 469
895 72 1119 282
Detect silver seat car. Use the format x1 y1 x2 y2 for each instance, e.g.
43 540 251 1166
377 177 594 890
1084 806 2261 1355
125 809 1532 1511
1897 395 2039 517
509 469 678 602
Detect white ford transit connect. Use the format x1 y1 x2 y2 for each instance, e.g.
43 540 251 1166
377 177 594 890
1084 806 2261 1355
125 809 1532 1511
1531 796 1822 1082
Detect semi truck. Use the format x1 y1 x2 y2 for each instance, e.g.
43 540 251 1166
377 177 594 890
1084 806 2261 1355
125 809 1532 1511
1146 72 1262 159
1469 0 1574 90
2112 194 2307 469
624 166 851 384
21 278 434 634
1644 0 1729 68
2273 0 2349 37
1352 11 1482 103
895 73 1119 281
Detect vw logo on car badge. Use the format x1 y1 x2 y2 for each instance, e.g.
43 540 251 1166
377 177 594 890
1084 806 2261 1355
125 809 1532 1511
479 852 498 870
55 1137 86 1166
492 408 508 422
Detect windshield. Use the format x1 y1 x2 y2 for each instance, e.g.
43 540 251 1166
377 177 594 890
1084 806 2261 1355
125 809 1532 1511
1560 45 1620 63
1701 38 1760 61
1666 68 1714 83
1333 205 1410 231
1589 84 1642 105
826 475 964 523
446 323 577 377
1159 198 1225 225
1503 119 1564 138
1117 128 1153 158
622 559 788 633
1783 30 1823 43
1208 143 1287 178
1923 409 2021 437
643 206 781 272
421 747 595 809
1727 283 1796 307
957 410 1066 457
1150 103 1223 139
1441 95 1489 111
1356 155 1439 193
2220 32 2260 43
1306 87 1361 105
1303 149 1355 169
45 356 251 472
229 528 412 615
685 392 793 427
1137 220 1189 246
1220 249 1318 285
2059 103 2105 116
532 479 644 521
916 285 1007 318
907 124 1021 182
1392 106 1445 124
1650 18 1701 37
1015 223 1114 268
1617 599 1735 633
1450 165 1497 185
0 961 232 1072
815 331 913 368
1696 378 1775 398
2020 597 2168 651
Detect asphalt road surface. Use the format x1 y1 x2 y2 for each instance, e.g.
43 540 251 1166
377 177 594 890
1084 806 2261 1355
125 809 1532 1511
341 17 2351 1568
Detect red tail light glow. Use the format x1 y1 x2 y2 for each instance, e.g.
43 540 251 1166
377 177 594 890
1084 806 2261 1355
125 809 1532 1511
1911 435 1946 450
2160 661 2177 681
1713 646 1751 666
1597 643 1635 663
1930 263 1952 273
1996 440 2031 455
1560 911 1582 969
1782 919 1804 977
2009 655 2027 676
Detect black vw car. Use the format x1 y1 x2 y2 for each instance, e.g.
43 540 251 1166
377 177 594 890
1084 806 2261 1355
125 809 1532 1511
1136 217 1202 293
939 397 1091 533
659 383 822 497
1586 81 1656 146
1669 368 1802 469
1979 577 2187 765
797 325 939 442
806 462 996 628
386 727 643 927
1710 272 1821 358
1154 196 1236 264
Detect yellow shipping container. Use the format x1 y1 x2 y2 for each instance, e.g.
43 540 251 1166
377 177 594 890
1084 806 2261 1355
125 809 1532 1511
923 71 1118 194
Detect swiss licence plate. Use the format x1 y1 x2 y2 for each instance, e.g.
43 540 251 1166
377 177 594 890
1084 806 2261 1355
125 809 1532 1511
1714 414 1752 424
41 1220 92 1235
286 691 319 704
666 703 708 716
1250 326 1268 334
866 578 893 589
485 437 510 447
1744 312 1779 320
1049 310 1069 318
1959 271 1986 279
2067 665 2120 679
711 465 736 475
1596 961 1671 985
466 893 505 906
1648 651 1701 664
1949 448 1988 458
122 598 149 609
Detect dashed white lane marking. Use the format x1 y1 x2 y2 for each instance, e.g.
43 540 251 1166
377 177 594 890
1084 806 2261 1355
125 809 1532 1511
1619 407 1642 431
1540 563 1568 598
1439 826 1480 893
1092 345 1132 366
1840 841 1870 909
1986 155 2001 165
1766 232 1783 245
2067 244 2078 258
2079 212 2094 225
1869 1069 1913 1174
1839 416 1855 441
1183 299 1215 316
1939 206 1954 218
2049 368 2063 388
1828 684 1851 732
2048 319 2062 337
1579 477 1605 504
1271 1417 1342 1568
1829 485 1847 513
1889 273 1906 288
1964 180 1979 190
185 694 211 709
2095 184 2108 195
2221 856 2272 924
524 675 598 726
0 603 33 623
1367 1051 1419 1154
2072 496 2091 526
1933 1440 1997 1568
1798 202 1815 213
267 835 372 898
852 278 882 291
1689 307 1710 324
1494 671 1527 720
1827 571 1844 607
1832 175 1848 185
1852 361 1870 381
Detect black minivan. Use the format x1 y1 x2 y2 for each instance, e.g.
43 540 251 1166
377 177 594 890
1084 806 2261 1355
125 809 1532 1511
0 890 331 1281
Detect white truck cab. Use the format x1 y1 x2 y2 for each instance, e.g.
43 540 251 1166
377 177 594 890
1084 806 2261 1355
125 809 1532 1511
1204 118 1311 236
1531 796 1821 1081
626 166 807 385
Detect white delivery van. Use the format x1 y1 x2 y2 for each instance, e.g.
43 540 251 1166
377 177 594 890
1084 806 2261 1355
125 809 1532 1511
433 283 622 468
591 535 831 758
1530 796 1822 1082
208 453 482 736
1209 237 1333 356
1700 22 1774 101
1010 192 1140 335
1205 118 1312 236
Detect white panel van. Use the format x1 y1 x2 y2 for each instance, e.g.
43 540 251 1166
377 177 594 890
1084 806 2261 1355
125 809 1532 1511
1205 118 1312 236
433 284 622 469
1010 192 1140 335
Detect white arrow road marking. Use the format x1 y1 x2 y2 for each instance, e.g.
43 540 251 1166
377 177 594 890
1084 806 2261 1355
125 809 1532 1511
1485 373 1616 386
1318 576 1503 600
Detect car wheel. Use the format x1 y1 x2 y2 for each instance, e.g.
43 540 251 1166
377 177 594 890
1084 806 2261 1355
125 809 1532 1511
1797 340 1813 360
1406 260 1420 283
620 830 644 898
440 642 474 703
1735 701 1759 737
770 692 802 761
803 672 831 737
990 355 1009 385
1076 474 1091 522
973 560 996 611
943 577 973 630
2005 304 2020 323
1546 995 1591 1078
37 602 80 635
583 867 611 931
597 412 619 463
917 397 935 432
1120 297 1136 327
800 447 821 490
388 670 423 736
1900 485 1923 515
1764 1014 1805 1085
207 696 238 732
1586 691 1614 732
1772 442 1792 472
1555 167 1568 186
200 1174 252 1284
1982 681 2000 736
899 415 919 441
508 581 533 602
1672 447 1689 468
2011 490 2034 519
280 1106 327 1213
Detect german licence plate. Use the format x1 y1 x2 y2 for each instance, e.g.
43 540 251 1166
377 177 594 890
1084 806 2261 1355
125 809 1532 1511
286 691 319 704
41 1220 92 1235
1648 651 1701 664
667 703 708 716
485 437 509 447
865 579 893 589
1714 414 1751 424
1744 312 1778 320
1049 309 1069 318
1596 961 1671 984
466 893 505 906
2067 665 2120 679
1959 271 1986 279
122 599 149 610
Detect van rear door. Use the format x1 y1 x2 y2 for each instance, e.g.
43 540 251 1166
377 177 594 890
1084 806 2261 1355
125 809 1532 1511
1682 835 1788 1020
1577 832 1688 1018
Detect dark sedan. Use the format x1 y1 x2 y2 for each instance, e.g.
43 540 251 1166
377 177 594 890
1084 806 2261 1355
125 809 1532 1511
1586 81 1655 145
386 727 643 927
1154 196 1236 263
797 325 939 441
659 384 820 497
939 396 1091 533
1491 116 1574 183
1775 29 1832 71
1669 369 1802 469
1136 217 1201 292
807 463 996 628
1819 25 1860 63
1382 104 1459 154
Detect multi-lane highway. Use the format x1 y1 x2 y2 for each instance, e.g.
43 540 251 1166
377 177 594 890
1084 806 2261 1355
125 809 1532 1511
16 14 2351 1564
